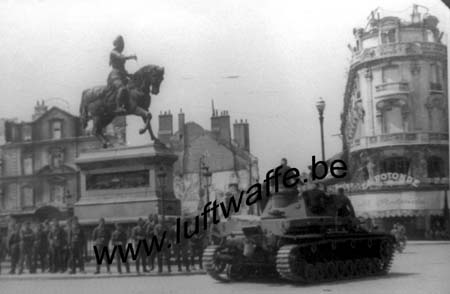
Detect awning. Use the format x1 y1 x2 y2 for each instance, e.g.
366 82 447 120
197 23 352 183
350 190 450 218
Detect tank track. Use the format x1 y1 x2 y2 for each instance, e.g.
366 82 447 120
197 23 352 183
203 245 230 282
276 235 395 283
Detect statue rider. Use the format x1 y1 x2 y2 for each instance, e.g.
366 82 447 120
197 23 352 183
108 35 137 114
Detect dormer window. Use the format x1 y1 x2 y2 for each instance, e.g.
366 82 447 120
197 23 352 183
381 29 396 44
51 120 62 139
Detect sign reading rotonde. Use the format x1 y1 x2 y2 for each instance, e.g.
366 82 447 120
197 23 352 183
328 173 421 193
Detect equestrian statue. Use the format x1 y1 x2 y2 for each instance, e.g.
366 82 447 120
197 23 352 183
79 35 165 148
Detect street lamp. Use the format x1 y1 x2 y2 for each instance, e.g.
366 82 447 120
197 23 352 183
157 165 167 224
316 97 326 162
202 166 212 204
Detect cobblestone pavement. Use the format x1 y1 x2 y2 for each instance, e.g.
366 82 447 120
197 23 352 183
1 242 449 294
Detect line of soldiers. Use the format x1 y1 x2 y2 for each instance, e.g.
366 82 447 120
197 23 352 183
0 214 208 275
93 214 207 274
1 217 85 275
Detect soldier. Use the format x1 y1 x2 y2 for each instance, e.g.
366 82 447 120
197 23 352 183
145 214 156 270
48 219 64 273
18 221 35 274
68 217 85 274
190 225 206 270
335 188 356 217
0 235 5 275
172 220 190 272
153 220 170 273
8 223 21 274
132 218 148 273
111 223 130 274
33 223 49 273
92 218 111 274
60 222 70 273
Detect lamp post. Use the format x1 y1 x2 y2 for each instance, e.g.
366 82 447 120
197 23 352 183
316 97 326 162
202 165 212 204
157 165 167 224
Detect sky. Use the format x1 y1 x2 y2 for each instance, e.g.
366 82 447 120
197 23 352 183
0 0 449 175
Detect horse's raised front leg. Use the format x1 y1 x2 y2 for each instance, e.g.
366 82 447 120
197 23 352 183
133 106 159 142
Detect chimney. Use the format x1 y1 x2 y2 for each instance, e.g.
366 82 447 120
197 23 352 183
211 109 231 142
233 119 250 152
0 118 5 145
158 110 173 144
32 100 48 120
178 109 185 137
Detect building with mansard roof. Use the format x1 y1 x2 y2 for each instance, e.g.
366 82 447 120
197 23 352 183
0 100 125 233
332 6 448 239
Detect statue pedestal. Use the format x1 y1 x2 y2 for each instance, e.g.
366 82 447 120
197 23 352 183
74 144 181 225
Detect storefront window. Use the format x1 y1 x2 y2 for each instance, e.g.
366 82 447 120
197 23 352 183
381 156 410 174
427 156 444 178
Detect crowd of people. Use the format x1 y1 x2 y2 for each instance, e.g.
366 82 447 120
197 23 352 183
0 214 209 275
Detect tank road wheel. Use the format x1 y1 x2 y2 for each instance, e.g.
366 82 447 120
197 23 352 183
371 258 382 274
276 245 307 283
304 263 318 283
354 259 365 277
325 261 338 280
336 260 346 279
203 245 231 282
226 264 247 281
342 260 355 278
315 263 326 282
362 258 373 275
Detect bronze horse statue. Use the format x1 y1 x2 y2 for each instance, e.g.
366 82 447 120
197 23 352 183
79 64 164 147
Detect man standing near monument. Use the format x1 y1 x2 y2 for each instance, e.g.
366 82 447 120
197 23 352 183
111 223 130 274
132 218 148 274
92 218 111 274
33 222 49 273
48 219 64 273
108 35 137 115
18 221 35 274
8 223 21 274
68 217 86 274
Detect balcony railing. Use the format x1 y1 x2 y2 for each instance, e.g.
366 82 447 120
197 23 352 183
350 132 449 151
375 82 409 92
352 42 447 66
430 82 443 92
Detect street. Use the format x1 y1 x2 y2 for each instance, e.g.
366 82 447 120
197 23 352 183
1 242 449 294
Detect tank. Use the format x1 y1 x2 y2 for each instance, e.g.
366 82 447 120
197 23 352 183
202 185 396 283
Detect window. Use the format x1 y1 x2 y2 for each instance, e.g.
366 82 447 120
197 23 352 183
49 148 64 168
50 184 65 204
430 63 442 90
381 29 396 44
23 154 33 175
382 106 403 133
382 157 410 174
21 186 34 208
51 120 62 139
426 30 435 42
22 124 32 141
382 65 400 83
427 156 445 178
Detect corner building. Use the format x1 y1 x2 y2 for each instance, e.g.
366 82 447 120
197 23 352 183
339 6 449 239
